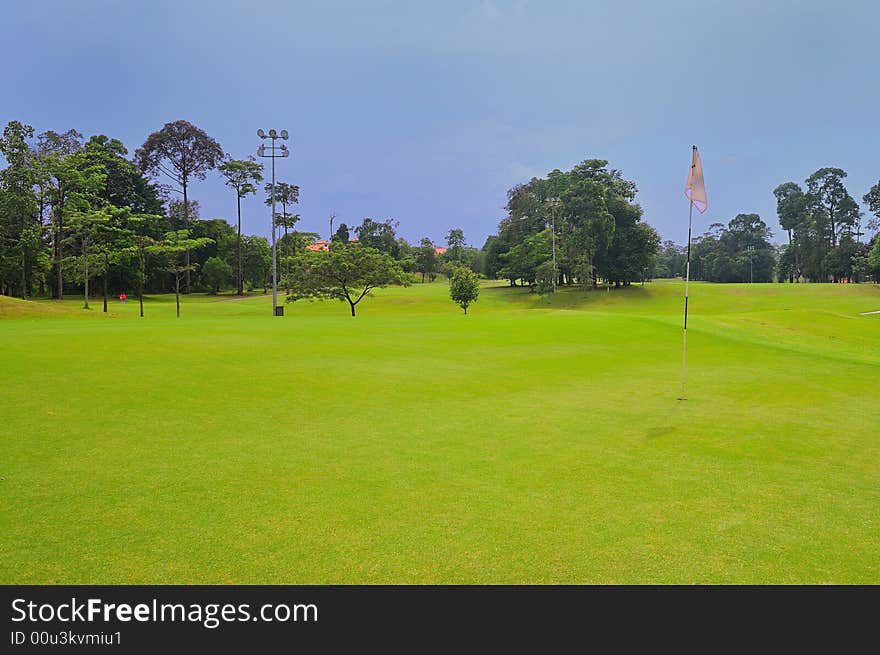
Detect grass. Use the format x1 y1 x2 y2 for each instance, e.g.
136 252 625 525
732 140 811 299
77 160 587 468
1 279 878 584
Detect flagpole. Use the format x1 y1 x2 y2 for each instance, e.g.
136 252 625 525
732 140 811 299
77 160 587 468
679 197 694 400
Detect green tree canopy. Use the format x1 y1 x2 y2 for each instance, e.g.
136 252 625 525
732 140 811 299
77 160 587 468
449 266 480 314
285 244 408 316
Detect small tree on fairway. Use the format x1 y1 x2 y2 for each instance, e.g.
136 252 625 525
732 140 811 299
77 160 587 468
285 244 407 316
449 266 480 314
147 230 213 317
123 212 164 317
65 206 113 309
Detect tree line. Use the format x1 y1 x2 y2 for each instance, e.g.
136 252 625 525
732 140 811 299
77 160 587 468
0 119 283 312
654 166 880 283
0 118 483 315
481 159 660 291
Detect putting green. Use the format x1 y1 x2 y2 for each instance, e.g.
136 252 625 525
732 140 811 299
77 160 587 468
1 280 878 583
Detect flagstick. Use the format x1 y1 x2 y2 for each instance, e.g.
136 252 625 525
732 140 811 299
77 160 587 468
679 198 694 400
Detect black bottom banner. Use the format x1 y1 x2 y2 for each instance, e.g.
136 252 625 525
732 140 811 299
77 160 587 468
1 585 875 651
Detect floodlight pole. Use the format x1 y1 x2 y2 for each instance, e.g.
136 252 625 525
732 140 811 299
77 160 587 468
257 129 290 316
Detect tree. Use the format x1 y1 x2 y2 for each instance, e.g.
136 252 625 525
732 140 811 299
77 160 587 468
805 167 860 247
497 229 552 287
146 230 213 318
285 244 408 316
217 157 263 295
201 256 232 294
265 181 300 292
864 181 880 235
868 237 880 278
135 120 223 293
415 238 437 282
773 182 808 281
689 214 775 283
0 121 38 298
332 222 350 245
449 266 480 313
354 218 399 257
35 128 89 299
446 228 465 262
89 206 134 312
241 235 271 292
64 206 113 309
654 241 686 278
533 260 556 295
79 135 164 214
123 212 165 317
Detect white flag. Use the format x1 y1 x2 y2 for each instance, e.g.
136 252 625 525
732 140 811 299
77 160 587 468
685 146 707 213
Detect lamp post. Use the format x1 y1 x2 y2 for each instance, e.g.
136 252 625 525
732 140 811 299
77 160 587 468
257 128 289 316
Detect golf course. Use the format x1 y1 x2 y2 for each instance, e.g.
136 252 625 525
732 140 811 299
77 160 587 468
2 279 878 584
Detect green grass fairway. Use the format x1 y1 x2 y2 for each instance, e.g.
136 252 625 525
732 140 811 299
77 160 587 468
1 281 878 584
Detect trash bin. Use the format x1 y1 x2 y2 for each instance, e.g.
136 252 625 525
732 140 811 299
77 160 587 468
274 306 284 316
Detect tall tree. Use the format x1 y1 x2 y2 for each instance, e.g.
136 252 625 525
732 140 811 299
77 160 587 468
332 222 350 245
773 182 807 282
36 129 85 299
805 167 860 247
218 157 263 294
415 238 437 282
446 228 465 262
265 181 300 292
135 120 223 293
0 121 38 298
80 135 164 214
864 181 880 236
285 244 408 316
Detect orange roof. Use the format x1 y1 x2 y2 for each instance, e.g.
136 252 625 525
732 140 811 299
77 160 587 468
306 240 330 252
434 247 447 255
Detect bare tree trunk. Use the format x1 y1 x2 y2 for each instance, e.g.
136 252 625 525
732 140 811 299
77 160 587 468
175 274 181 318
56 208 64 300
137 247 145 317
284 224 290 294
20 250 27 299
83 242 90 309
183 180 191 294
103 252 109 312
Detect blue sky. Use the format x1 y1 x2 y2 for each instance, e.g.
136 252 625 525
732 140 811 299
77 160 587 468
3 0 879 246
